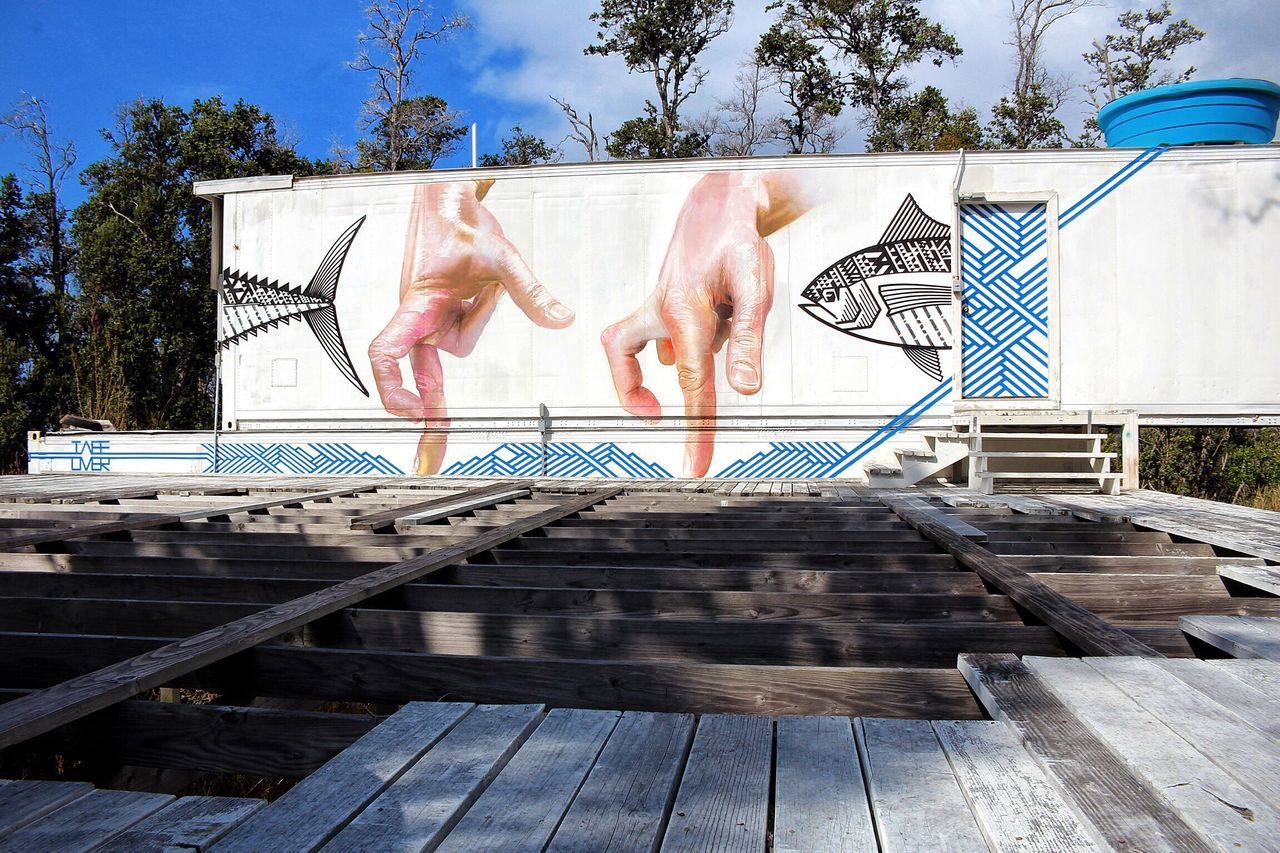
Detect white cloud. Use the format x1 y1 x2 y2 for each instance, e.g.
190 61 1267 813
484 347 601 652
459 0 1280 155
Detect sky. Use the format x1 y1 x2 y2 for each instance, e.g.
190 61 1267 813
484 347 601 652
2 0 1278 208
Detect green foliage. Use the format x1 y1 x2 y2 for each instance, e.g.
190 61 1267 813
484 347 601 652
587 0 734 158
866 86 983 152
1140 427 1280 506
1081 1 1204 143
768 0 961 122
479 126 561 167
355 94 467 171
71 97 317 431
756 22 842 153
986 82 1067 150
0 174 49 471
606 103 710 159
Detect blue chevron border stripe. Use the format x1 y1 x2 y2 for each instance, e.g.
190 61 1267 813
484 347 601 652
442 442 672 478
199 443 403 475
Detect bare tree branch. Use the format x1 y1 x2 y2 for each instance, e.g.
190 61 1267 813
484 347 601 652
551 96 602 161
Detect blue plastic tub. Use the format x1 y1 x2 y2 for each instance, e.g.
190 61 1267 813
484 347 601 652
1097 78 1280 147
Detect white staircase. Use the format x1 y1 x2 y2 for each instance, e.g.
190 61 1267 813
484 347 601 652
965 430 1121 495
864 432 972 489
864 410 1138 494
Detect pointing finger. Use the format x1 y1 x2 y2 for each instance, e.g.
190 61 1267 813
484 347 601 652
409 342 449 475
665 297 719 478
725 235 775 395
368 289 450 419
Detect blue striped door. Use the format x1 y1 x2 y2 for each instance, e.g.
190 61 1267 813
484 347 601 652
960 202 1051 398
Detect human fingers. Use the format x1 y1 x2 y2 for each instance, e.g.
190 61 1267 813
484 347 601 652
368 290 450 419
656 338 675 365
601 305 666 422
665 298 719 478
409 342 449 475
489 234 575 329
725 235 775 395
436 284 505 357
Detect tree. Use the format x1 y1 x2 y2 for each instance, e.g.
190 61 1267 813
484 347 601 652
479 126 562 166
360 94 467 170
1081 1 1204 143
72 97 316 431
347 0 470 171
2 95 75 381
551 97 603 162
756 23 843 153
987 0 1098 150
867 86 983 151
587 0 735 159
768 0 961 134
605 103 709 160
699 62 777 156
0 174 54 472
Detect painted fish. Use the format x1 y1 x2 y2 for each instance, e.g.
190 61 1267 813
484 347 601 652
219 216 370 396
798 195 954 381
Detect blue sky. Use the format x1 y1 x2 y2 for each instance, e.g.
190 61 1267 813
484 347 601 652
3 0 1278 208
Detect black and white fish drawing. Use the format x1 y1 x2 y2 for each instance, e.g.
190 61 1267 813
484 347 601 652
798 195 954 381
219 216 369 396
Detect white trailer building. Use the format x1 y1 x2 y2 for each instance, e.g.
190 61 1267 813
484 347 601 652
27 143 1280 486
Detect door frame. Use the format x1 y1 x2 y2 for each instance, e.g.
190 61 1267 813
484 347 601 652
953 191 1062 411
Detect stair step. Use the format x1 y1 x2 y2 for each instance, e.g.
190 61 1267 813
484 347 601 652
969 432 1108 440
971 451 1116 459
897 448 937 459
865 464 902 476
978 471 1123 480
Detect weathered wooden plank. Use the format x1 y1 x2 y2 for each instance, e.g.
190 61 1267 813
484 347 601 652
1180 615 1280 661
1208 659 1280 702
325 703 544 853
2 635 986 717
1024 655 1279 850
1086 656 1280 806
0 780 93 838
1153 658 1280 743
660 714 771 852
1219 564 1280 595
885 496 988 542
215 701 472 851
933 719 1100 851
855 717 987 852
0 488 620 749
0 788 173 852
0 484 385 549
884 497 1161 657
773 716 875 853
94 795 263 852
348 482 528 530
548 711 693 852
959 654 1209 852
436 708 621 852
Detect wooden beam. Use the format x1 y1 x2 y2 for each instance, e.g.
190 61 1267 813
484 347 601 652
882 496 1162 658
0 483 388 550
959 653 1210 852
348 481 530 530
0 487 620 749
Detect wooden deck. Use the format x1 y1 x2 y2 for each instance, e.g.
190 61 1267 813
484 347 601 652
0 474 1276 849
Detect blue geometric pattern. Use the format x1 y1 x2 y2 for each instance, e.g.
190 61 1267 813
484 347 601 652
203 443 402 475
442 442 672 478
960 202 1050 398
714 378 952 478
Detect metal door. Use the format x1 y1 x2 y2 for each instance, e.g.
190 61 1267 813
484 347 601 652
959 201 1054 399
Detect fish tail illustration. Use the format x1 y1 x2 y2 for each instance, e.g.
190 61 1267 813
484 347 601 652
303 216 369 396
218 216 369 397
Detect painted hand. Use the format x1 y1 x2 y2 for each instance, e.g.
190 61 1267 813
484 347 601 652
369 180 574 475
601 172 779 478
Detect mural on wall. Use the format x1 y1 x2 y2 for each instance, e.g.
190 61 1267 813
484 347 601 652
798 194 953 381
219 215 369 396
